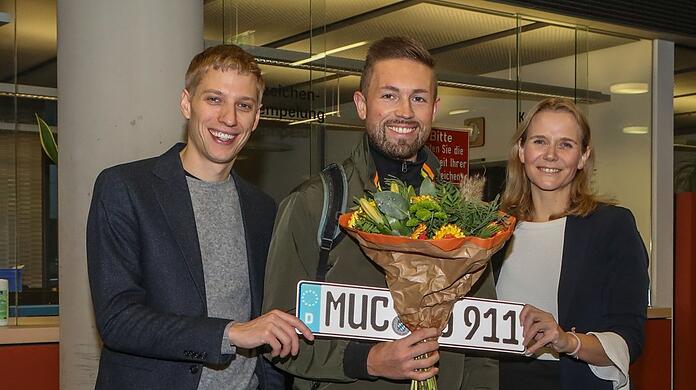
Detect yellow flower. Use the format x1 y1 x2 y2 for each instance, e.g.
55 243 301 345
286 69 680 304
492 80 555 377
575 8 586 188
433 224 465 239
410 224 428 240
348 211 360 228
410 195 435 204
358 198 384 224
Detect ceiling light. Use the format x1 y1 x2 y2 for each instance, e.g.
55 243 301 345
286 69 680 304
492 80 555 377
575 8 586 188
288 110 340 126
622 126 648 134
0 91 57 101
448 109 470 115
610 83 648 94
229 30 256 44
290 41 369 66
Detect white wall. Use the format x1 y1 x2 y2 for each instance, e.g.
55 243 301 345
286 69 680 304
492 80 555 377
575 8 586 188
588 40 653 249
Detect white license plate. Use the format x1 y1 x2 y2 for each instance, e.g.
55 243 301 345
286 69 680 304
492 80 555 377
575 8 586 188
296 280 525 354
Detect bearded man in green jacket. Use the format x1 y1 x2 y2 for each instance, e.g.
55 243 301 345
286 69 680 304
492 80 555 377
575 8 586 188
263 36 498 390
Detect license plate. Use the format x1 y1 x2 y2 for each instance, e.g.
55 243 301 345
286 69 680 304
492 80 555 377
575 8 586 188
296 280 524 354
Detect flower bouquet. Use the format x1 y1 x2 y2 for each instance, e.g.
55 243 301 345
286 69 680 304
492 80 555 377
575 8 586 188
338 176 515 390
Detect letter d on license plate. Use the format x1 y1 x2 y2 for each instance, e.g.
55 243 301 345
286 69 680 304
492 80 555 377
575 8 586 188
296 281 525 354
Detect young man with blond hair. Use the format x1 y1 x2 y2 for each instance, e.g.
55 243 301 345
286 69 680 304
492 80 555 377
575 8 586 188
87 44 313 390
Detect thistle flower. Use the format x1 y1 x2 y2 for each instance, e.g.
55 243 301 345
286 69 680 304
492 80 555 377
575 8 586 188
459 175 485 202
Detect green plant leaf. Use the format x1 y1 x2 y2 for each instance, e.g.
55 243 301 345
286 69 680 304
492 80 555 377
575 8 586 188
419 177 437 196
388 219 411 236
36 114 57 164
374 191 409 219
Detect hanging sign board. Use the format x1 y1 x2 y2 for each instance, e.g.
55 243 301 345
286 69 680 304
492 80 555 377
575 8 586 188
426 128 469 183
296 280 524 354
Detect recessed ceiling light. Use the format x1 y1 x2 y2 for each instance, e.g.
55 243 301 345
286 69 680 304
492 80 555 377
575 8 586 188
448 109 470 115
610 83 649 94
622 126 648 134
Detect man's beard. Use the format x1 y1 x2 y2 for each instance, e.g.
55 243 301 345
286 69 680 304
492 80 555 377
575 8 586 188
367 121 428 160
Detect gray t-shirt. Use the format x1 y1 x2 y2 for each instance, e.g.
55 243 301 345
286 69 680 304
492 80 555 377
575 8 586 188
187 175 258 390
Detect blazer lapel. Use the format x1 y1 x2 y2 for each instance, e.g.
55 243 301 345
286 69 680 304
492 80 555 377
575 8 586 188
232 172 263 316
152 144 207 306
557 215 589 326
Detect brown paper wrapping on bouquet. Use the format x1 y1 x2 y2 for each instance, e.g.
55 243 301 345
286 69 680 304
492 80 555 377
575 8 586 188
339 213 515 331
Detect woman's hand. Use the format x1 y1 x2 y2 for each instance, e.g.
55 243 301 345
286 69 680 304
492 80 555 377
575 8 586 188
520 304 576 356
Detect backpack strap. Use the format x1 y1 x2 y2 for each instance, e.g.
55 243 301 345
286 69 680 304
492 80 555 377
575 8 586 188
316 163 348 281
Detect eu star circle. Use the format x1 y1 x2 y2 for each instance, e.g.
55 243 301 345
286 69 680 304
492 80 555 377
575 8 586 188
392 316 409 336
302 289 319 307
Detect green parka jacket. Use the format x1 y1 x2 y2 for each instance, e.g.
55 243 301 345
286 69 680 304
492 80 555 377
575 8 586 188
263 135 498 390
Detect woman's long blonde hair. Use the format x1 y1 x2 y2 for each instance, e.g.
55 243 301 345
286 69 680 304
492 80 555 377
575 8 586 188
500 98 605 221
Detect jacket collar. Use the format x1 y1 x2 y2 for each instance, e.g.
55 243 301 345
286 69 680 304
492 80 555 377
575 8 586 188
558 214 589 325
152 142 187 182
350 133 441 192
151 143 208 306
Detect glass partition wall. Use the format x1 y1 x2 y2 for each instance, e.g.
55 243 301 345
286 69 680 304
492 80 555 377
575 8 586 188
208 0 653 253
0 0 59 324
0 0 656 322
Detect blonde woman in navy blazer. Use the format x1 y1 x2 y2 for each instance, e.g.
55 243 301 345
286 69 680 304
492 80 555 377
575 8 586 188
492 98 649 390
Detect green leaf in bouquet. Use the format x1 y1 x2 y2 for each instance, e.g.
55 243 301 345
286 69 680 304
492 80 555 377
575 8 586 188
410 197 441 212
406 218 420 227
415 208 432 221
437 181 463 210
377 224 394 235
451 195 505 237
384 177 411 199
433 211 448 220
374 191 409 219
419 177 437 196
388 219 411 236
476 223 501 238
355 218 380 233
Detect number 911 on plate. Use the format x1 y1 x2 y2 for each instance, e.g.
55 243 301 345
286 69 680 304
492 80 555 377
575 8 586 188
296 281 524 354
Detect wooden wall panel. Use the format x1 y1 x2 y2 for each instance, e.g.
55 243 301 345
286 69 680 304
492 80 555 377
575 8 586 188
675 192 696 389
629 318 671 389
0 343 59 390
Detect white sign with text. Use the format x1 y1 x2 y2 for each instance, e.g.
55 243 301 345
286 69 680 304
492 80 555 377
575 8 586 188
296 280 525 354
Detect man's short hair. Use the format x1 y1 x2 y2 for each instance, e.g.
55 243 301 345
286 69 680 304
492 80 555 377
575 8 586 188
185 44 265 101
359 36 436 96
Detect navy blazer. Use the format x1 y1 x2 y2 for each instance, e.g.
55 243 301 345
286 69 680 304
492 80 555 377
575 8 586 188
87 143 281 389
493 205 649 390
